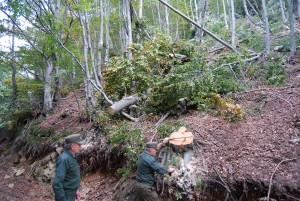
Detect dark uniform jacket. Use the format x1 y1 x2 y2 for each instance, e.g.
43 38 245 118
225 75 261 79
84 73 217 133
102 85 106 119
136 150 167 185
52 150 80 201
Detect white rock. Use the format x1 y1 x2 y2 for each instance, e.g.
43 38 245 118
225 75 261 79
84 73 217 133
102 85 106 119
8 183 14 188
15 167 25 176
4 174 10 179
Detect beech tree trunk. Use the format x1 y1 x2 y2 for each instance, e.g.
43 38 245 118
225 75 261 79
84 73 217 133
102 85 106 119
262 0 270 54
78 10 95 108
44 59 54 112
124 0 133 59
11 22 17 109
97 0 104 81
230 0 236 48
243 0 249 17
298 0 300 22
222 0 229 28
279 0 287 23
287 0 296 56
139 0 143 18
105 0 110 65
164 0 170 35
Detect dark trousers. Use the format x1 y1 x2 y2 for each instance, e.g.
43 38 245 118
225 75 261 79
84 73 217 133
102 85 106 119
134 181 159 201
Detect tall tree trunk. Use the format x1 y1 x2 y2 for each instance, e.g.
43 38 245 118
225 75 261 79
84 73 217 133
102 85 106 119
287 0 296 56
119 2 126 55
222 0 229 28
196 0 207 42
11 23 17 109
124 0 133 59
298 0 300 23
262 0 270 54
139 0 143 18
157 2 162 31
230 0 236 48
53 0 62 102
97 0 104 81
78 10 95 108
279 0 287 23
217 0 220 19
164 0 170 35
243 0 249 17
104 0 110 65
189 0 195 21
44 59 54 112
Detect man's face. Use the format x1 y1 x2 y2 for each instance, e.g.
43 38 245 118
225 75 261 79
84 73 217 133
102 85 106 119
148 147 158 157
70 143 81 154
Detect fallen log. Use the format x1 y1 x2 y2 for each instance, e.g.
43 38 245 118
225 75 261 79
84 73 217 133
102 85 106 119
108 94 139 115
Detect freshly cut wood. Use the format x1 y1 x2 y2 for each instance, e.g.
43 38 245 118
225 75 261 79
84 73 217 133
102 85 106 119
108 94 139 115
178 126 187 133
169 131 194 145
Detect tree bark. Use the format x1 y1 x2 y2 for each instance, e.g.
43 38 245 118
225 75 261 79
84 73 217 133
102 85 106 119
222 0 229 29
124 0 133 59
138 0 143 18
230 0 236 49
105 0 110 65
279 0 287 23
298 0 300 22
44 59 54 112
262 0 270 54
164 0 170 35
11 22 18 109
97 0 104 81
287 0 296 56
78 10 95 108
243 0 249 17
108 94 139 115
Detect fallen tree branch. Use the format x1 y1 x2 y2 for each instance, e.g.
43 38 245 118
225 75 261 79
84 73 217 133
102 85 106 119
151 112 171 141
121 111 139 122
267 158 298 201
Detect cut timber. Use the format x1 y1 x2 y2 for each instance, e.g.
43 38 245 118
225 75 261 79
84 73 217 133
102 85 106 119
108 94 139 115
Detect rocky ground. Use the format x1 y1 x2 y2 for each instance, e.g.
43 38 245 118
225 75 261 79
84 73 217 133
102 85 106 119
0 62 299 200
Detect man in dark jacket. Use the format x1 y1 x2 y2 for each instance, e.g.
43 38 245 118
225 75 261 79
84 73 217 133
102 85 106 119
135 138 175 201
53 134 84 201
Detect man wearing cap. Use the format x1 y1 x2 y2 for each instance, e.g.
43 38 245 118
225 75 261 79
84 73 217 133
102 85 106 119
135 138 175 201
53 134 84 201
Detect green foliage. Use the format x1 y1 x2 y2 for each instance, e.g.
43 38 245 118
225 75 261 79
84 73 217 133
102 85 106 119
194 93 244 122
157 120 189 138
266 57 285 86
104 33 242 114
157 121 177 138
27 125 55 144
109 123 145 178
195 179 204 190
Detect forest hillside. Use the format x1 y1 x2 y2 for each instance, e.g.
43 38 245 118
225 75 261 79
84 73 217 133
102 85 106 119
0 0 300 200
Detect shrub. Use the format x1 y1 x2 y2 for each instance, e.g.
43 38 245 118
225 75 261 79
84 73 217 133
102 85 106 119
109 123 145 178
266 57 285 86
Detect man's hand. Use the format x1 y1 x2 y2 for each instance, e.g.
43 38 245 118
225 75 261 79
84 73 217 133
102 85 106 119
76 190 81 200
167 167 175 174
162 137 169 144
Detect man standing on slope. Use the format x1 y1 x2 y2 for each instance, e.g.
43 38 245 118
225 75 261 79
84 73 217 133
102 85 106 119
53 134 84 201
135 138 175 201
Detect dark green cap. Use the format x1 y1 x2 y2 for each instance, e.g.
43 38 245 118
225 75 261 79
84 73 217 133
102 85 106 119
65 134 84 145
146 141 157 148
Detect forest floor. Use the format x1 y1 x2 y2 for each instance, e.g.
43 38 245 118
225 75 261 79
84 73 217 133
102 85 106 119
0 61 299 201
